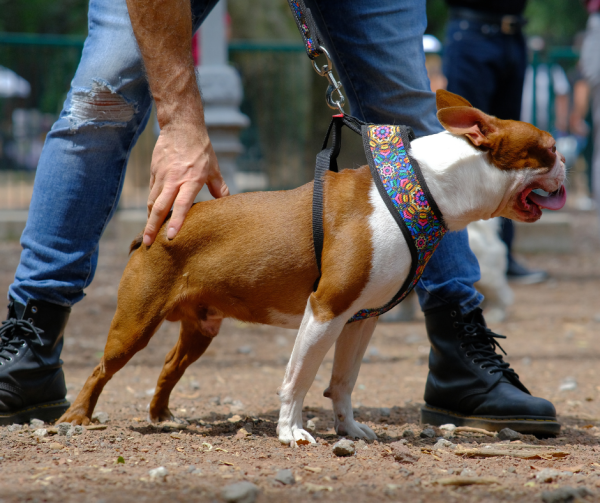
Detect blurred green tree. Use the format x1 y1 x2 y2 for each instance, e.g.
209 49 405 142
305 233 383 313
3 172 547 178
0 0 88 35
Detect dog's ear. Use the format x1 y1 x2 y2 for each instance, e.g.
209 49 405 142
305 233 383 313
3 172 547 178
436 89 473 111
437 106 497 147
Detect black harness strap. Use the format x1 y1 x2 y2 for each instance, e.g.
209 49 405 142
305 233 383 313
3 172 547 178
312 114 364 291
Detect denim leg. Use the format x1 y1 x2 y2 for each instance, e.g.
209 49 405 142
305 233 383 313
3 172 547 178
307 0 482 313
9 0 218 307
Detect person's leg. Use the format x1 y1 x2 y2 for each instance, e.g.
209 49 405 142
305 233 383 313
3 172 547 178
306 0 557 433
1 0 219 424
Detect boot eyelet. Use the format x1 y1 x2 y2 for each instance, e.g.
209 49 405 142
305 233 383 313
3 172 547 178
459 344 465 349
31 306 38 313
450 310 457 318
488 371 494 375
27 318 34 324
453 322 459 328
471 359 477 364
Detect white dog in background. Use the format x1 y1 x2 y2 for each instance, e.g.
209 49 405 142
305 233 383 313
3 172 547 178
467 218 514 323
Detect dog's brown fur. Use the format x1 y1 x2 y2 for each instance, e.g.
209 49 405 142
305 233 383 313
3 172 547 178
59 165 375 424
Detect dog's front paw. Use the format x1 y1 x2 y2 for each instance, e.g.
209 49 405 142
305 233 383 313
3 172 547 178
277 423 317 447
336 419 377 440
56 407 91 426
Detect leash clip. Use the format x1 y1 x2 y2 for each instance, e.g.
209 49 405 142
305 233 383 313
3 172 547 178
311 45 345 114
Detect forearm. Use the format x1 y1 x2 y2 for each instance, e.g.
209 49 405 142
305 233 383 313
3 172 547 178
126 0 204 130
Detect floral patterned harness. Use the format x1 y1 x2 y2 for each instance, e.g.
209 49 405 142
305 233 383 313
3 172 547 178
311 116 448 323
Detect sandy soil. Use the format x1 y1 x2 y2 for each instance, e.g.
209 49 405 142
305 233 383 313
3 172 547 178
0 210 600 503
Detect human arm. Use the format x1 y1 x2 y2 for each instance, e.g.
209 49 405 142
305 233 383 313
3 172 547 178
126 0 229 246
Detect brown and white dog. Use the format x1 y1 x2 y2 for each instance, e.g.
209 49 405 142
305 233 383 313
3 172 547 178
58 90 566 445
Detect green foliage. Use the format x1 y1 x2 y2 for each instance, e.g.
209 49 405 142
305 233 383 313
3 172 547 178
229 0 297 40
0 0 88 35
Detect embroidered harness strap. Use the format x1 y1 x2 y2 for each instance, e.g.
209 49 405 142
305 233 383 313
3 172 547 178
312 115 448 324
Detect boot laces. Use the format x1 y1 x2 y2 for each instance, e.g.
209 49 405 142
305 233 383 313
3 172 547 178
455 320 519 379
0 318 45 364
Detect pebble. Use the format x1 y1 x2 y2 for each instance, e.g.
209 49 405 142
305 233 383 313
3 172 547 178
356 439 368 450
30 419 44 428
541 486 594 503
558 377 577 392
387 441 420 464
536 468 560 483
274 468 295 485
420 428 435 439
460 468 478 477
8 424 21 432
380 407 391 417
57 423 71 436
497 428 521 441
33 428 48 438
228 415 242 423
48 442 63 450
305 419 316 433
210 396 221 406
92 411 109 424
222 481 259 503
433 438 454 450
186 465 203 475
148 466 168 483
507 466 516 473
402 429 414 438
439 424 456 432
332 439 355 457
67 425 84 437
236 345 252 354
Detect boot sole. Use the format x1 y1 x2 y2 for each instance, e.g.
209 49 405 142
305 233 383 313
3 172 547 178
421 404 561 436
0 399 70 426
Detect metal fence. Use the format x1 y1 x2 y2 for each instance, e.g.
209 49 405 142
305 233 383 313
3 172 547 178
0 33 589 212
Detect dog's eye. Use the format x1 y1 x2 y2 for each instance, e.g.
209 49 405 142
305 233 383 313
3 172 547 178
550 145 556 153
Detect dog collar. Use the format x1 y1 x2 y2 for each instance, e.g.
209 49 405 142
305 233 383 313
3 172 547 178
348 124 447 323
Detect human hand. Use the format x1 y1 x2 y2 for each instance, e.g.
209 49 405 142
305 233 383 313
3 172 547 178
143 124 229 246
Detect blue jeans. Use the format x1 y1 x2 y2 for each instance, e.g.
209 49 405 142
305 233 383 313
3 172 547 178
10 0 482 316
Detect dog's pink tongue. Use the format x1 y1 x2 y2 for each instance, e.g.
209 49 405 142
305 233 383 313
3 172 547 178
527 185 567 211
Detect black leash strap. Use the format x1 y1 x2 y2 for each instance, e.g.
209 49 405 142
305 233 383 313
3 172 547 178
287 0 324 60
312 114 365 291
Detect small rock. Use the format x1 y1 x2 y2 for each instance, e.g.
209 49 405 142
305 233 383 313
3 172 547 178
274 468 295 485
228 415 242 423
222 396 234 405
222 481 259 503
186 465 203 475
460 468 478 477
92 411 109 424
387 441 420 464
33 428 48 438
30 419 44 428
332 439 355 457
210 396 221 406
536 468 560 483
305 419 316 433
541 486 594 503
48 442 63 450
497 428 521 441
356 439 368 450
8 424 21 432
420 428 435 439
229 400 244 413
380 407 391 417
148 466 168 483
236 345 252 355
57 423 71 436
402 429 414 438
68 425 84 437
433 438 454 450
439 424 456 432
235 428 251 440
399 467 414 477
559 377 577 392
507 466 516 473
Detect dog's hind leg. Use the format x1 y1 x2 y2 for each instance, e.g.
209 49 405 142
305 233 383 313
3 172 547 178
323 317 378 440
57 304 166 425
149 310 222 422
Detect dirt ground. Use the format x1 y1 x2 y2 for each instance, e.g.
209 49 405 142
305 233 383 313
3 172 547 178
1 210 600 503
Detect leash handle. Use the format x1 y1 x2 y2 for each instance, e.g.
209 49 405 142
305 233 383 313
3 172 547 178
287 0 324 60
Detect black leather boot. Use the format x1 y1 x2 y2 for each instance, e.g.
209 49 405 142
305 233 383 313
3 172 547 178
420 305 560 435
0 298 71 424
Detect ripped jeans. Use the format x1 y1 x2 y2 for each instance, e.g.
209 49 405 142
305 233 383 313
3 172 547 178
9 0 482 316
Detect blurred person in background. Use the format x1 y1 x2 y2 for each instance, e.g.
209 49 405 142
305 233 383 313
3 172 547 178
442 0 549 284
581 0 600 227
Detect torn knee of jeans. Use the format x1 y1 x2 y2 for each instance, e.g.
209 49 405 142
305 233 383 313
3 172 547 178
68 79 137 130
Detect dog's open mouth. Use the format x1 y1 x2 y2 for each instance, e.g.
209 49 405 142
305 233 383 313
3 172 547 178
517 185 567 220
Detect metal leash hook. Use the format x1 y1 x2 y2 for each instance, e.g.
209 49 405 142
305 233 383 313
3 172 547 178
311 45 345 114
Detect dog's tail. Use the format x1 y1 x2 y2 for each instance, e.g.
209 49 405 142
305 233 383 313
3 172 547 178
129 232 144 254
